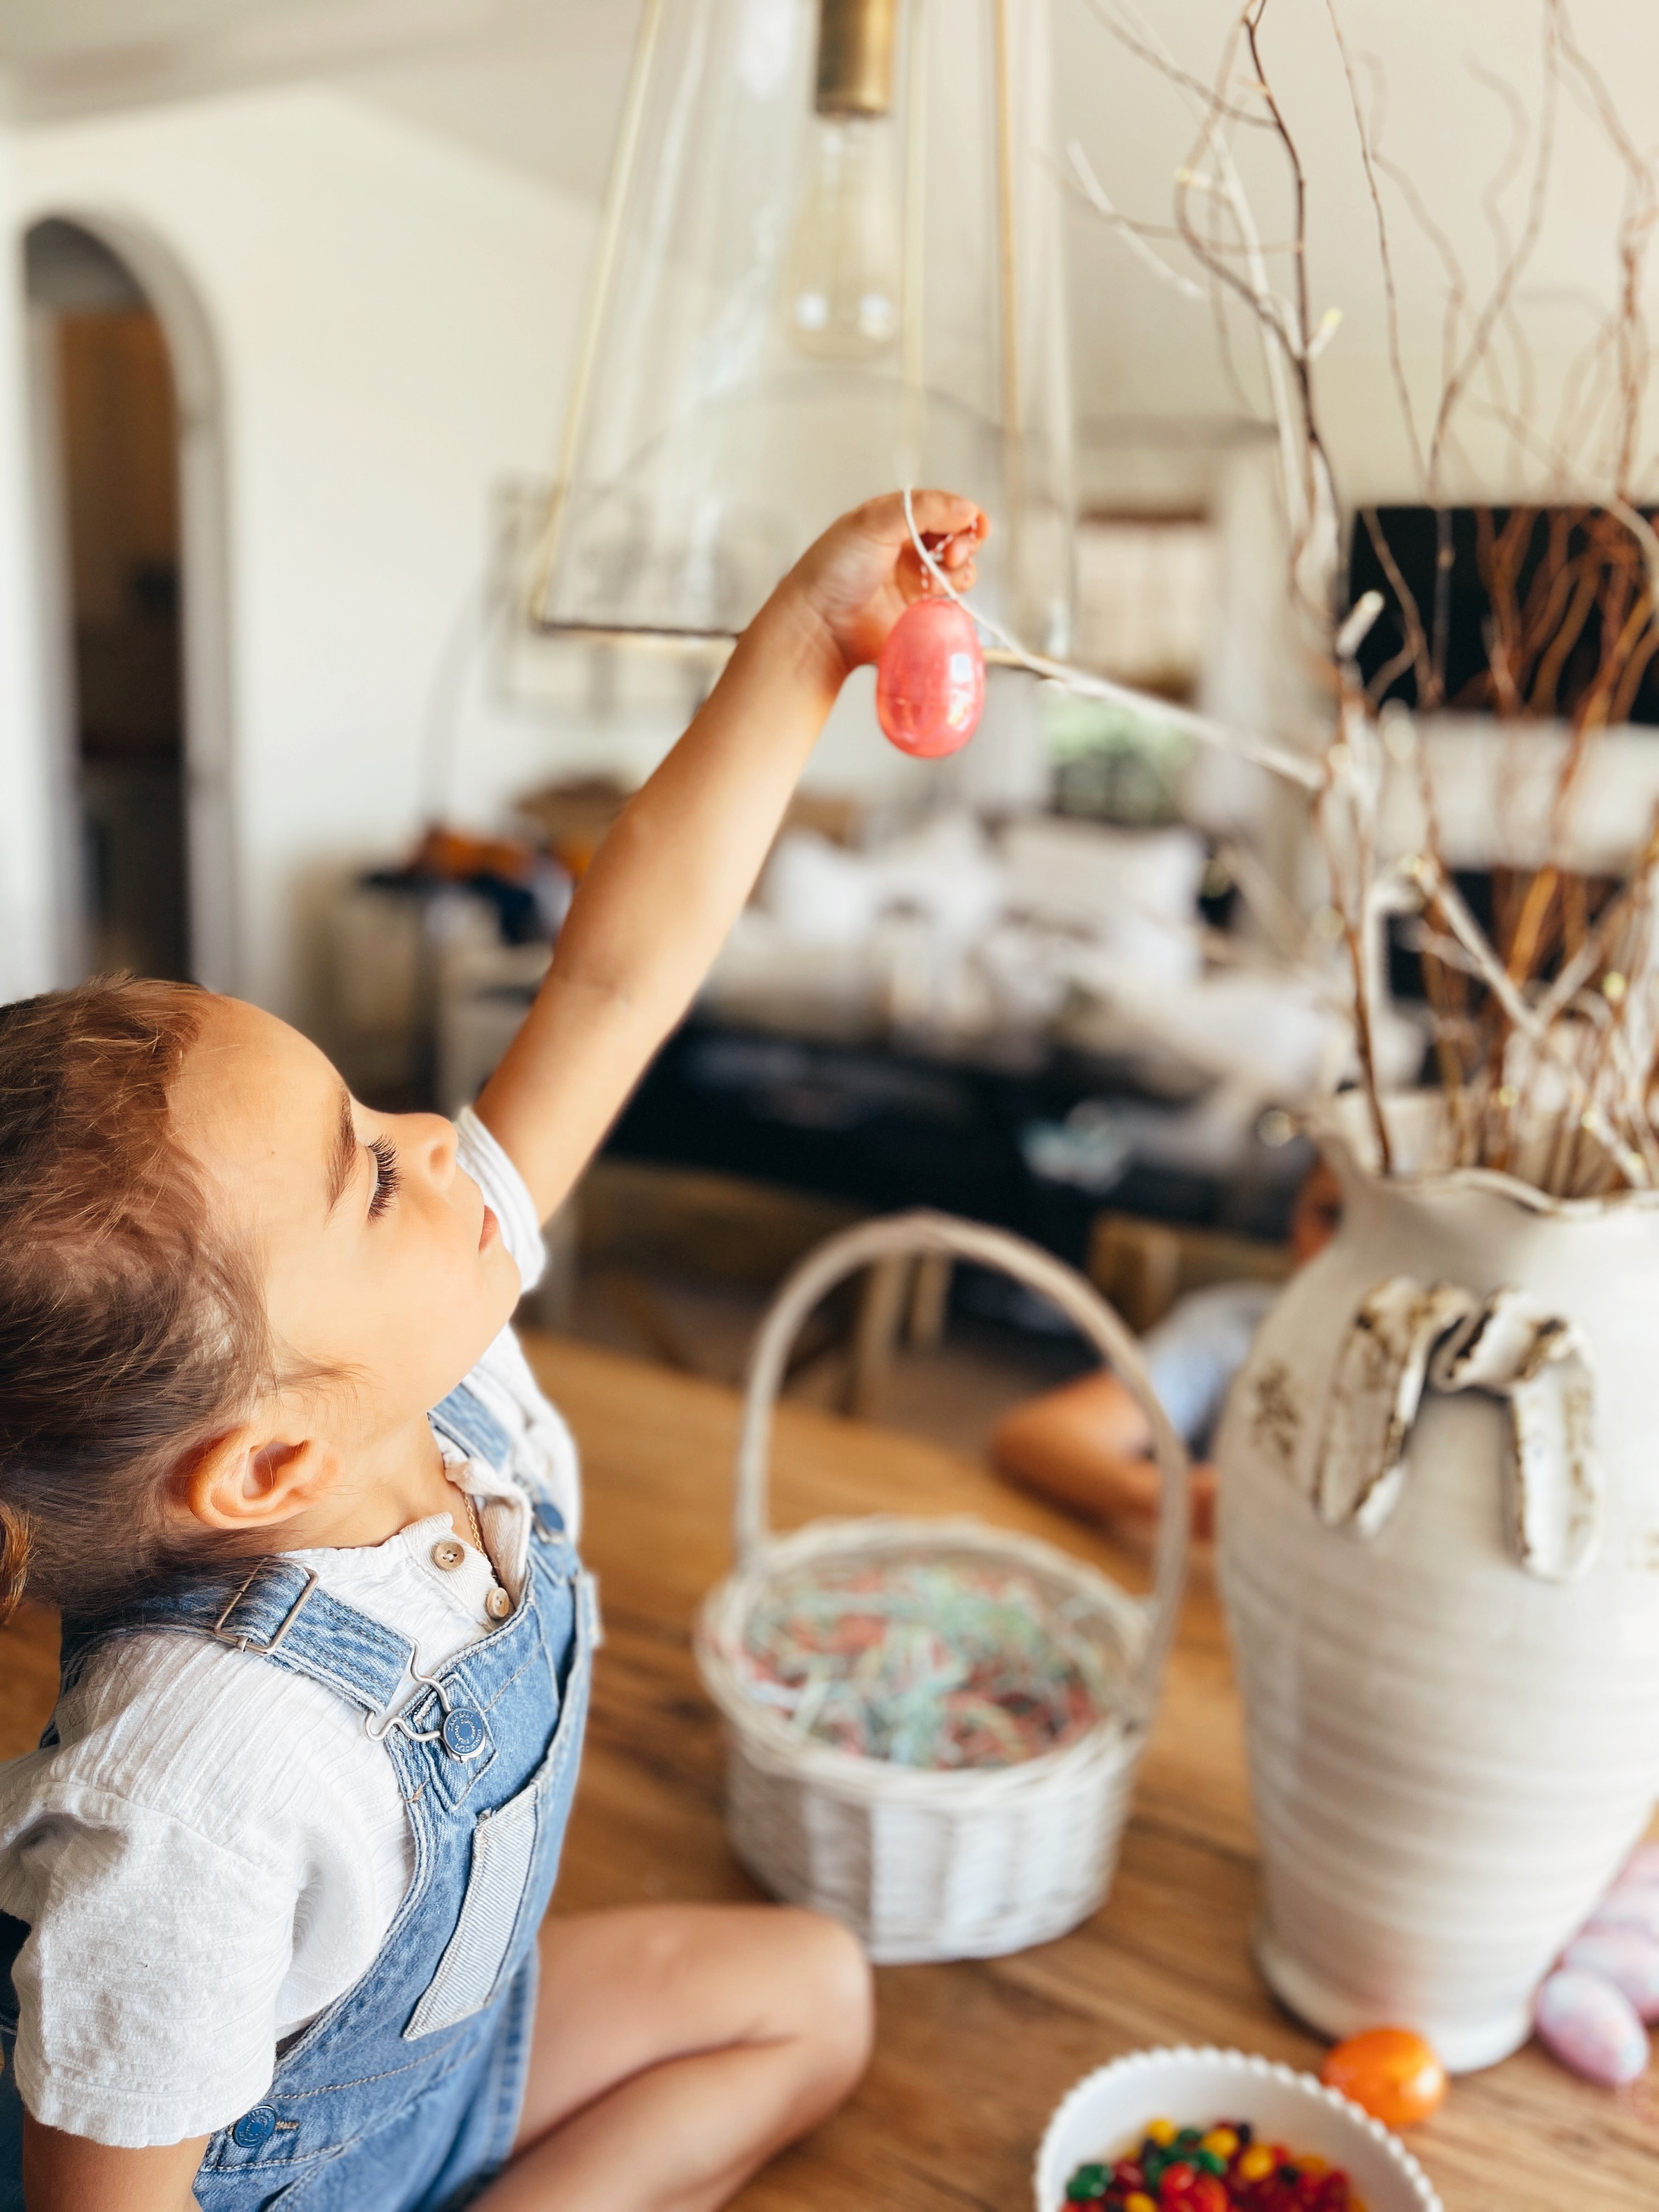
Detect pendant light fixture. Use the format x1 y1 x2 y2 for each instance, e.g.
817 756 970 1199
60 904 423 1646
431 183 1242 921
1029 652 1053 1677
527 0 1075 657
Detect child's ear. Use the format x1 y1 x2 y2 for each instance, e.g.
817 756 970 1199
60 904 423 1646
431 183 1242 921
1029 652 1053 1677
182 1426 337 1533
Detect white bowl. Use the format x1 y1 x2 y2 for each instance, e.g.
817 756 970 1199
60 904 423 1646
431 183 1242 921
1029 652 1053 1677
1034 2045 1442 2212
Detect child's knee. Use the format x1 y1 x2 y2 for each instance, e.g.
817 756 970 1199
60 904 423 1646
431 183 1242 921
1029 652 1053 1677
778 1910 874 2087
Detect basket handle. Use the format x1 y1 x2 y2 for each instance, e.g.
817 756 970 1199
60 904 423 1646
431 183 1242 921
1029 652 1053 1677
732 1209 1190 1718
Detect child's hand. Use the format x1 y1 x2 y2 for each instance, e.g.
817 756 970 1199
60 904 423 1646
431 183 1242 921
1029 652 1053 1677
782 490 988 684
477 496 984 1219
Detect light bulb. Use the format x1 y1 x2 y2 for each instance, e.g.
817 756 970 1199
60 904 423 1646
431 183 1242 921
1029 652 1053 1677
784 112 901 360
784 0 902 362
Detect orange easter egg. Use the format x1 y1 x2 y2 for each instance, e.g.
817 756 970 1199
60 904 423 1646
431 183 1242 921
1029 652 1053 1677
1321 2027 1448 2128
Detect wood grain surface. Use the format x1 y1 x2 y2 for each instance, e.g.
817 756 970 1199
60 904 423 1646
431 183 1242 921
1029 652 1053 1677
1 1332 1654 2208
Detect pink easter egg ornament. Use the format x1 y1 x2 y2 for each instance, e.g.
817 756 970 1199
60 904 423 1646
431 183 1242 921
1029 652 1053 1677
1588 1887 1659 1944
1534 1966 1650 2084
1616 1842 1659 1889
1564 1929 1659 2022
876 597 985 759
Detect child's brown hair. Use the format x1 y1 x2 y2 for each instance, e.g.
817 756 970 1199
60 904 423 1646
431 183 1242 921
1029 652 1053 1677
0 978 272 1624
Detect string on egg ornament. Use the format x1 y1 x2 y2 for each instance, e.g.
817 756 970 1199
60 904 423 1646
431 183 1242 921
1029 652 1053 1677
872 489 990 760
882 485 1327 792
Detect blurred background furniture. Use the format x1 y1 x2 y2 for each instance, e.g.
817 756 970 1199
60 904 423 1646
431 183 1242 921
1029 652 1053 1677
321 787 1325 1437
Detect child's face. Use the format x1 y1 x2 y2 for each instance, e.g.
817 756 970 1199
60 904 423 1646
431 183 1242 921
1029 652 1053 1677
171 997 523 1442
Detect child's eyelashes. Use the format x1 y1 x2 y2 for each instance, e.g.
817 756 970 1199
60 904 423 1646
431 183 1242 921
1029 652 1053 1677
367 1133 400 1220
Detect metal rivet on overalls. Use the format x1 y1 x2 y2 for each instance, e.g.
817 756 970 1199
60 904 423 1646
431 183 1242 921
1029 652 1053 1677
441 1706 487 1759
485 1588 512 1621
431 1538 465 1571
231 2105 278 2150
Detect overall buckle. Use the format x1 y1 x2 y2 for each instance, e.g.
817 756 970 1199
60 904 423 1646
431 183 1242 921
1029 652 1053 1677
211 1566 320 1656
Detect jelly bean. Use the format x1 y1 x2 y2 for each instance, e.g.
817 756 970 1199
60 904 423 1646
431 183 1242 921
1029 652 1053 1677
1321 2027 1448 2128
1534 1965 1650 2084
1073 2116 1379 2212
874 597 985 758
1564 1927 1659 2022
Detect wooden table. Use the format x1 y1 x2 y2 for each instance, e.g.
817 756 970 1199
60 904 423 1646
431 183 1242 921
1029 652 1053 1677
2 1335 1655 2208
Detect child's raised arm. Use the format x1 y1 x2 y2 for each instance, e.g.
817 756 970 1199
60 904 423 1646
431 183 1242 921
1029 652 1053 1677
475 490 985 1222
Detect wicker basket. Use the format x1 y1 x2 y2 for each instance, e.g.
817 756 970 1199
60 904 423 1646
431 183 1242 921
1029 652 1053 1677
695 1210 1189 1963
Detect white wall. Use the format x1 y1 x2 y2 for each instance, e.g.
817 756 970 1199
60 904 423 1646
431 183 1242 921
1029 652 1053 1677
13 84 595 1024
0 127 59 1002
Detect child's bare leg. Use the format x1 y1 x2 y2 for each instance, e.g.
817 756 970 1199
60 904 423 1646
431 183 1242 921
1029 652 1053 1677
472 1903 873 2212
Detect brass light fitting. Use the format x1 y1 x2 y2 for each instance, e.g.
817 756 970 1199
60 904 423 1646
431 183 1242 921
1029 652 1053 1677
814 0 897 117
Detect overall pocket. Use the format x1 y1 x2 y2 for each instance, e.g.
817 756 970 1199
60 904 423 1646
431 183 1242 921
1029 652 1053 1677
404 1578 595 2040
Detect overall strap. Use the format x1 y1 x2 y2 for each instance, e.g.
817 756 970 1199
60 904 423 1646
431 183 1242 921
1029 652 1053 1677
66 1559 415 1721
429 1381 513 1472
433 1376 567 1536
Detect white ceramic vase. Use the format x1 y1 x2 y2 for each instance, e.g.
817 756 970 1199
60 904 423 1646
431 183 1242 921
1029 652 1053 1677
1216 1098 1659 2071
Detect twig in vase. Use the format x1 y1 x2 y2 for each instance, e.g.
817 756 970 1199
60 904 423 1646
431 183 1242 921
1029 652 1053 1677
1406 855 1652 1188
1074 2 1659 1189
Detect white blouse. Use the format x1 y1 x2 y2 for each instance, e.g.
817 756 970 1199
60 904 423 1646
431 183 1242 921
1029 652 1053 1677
0 1109 580 2149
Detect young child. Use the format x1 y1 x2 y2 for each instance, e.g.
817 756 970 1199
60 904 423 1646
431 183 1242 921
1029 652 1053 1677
990 1160 1342 1539
0 491 986 2212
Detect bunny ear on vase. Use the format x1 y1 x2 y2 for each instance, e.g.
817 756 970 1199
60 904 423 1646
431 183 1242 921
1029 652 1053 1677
1312 1280 1603 1584
1428 1292 1602 1584
1314 1279 1477 1537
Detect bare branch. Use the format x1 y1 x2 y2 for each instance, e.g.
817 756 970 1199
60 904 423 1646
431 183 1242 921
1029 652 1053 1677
1082 0 1277 131
1424 1 1560 494
1553 1 1657 499
1322 1 1426 486
1064 142 1207 299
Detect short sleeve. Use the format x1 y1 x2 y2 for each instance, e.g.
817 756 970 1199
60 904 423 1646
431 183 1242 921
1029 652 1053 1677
1141 1279 1280 1457
456 1106 546 1293
4 1783 297 2147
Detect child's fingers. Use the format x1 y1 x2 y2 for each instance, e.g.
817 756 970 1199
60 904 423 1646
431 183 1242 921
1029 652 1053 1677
922 541 977 586
904 514 981 595
921 538 979 597
874 488 989 548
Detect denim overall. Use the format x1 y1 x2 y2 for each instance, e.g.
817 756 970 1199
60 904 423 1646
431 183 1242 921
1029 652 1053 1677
0 1381 595 2212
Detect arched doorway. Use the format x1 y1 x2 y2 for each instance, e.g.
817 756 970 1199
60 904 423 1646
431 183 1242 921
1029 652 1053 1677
23 213 235 990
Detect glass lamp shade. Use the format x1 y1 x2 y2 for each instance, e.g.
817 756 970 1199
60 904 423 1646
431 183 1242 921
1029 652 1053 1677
529 0 1075 655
